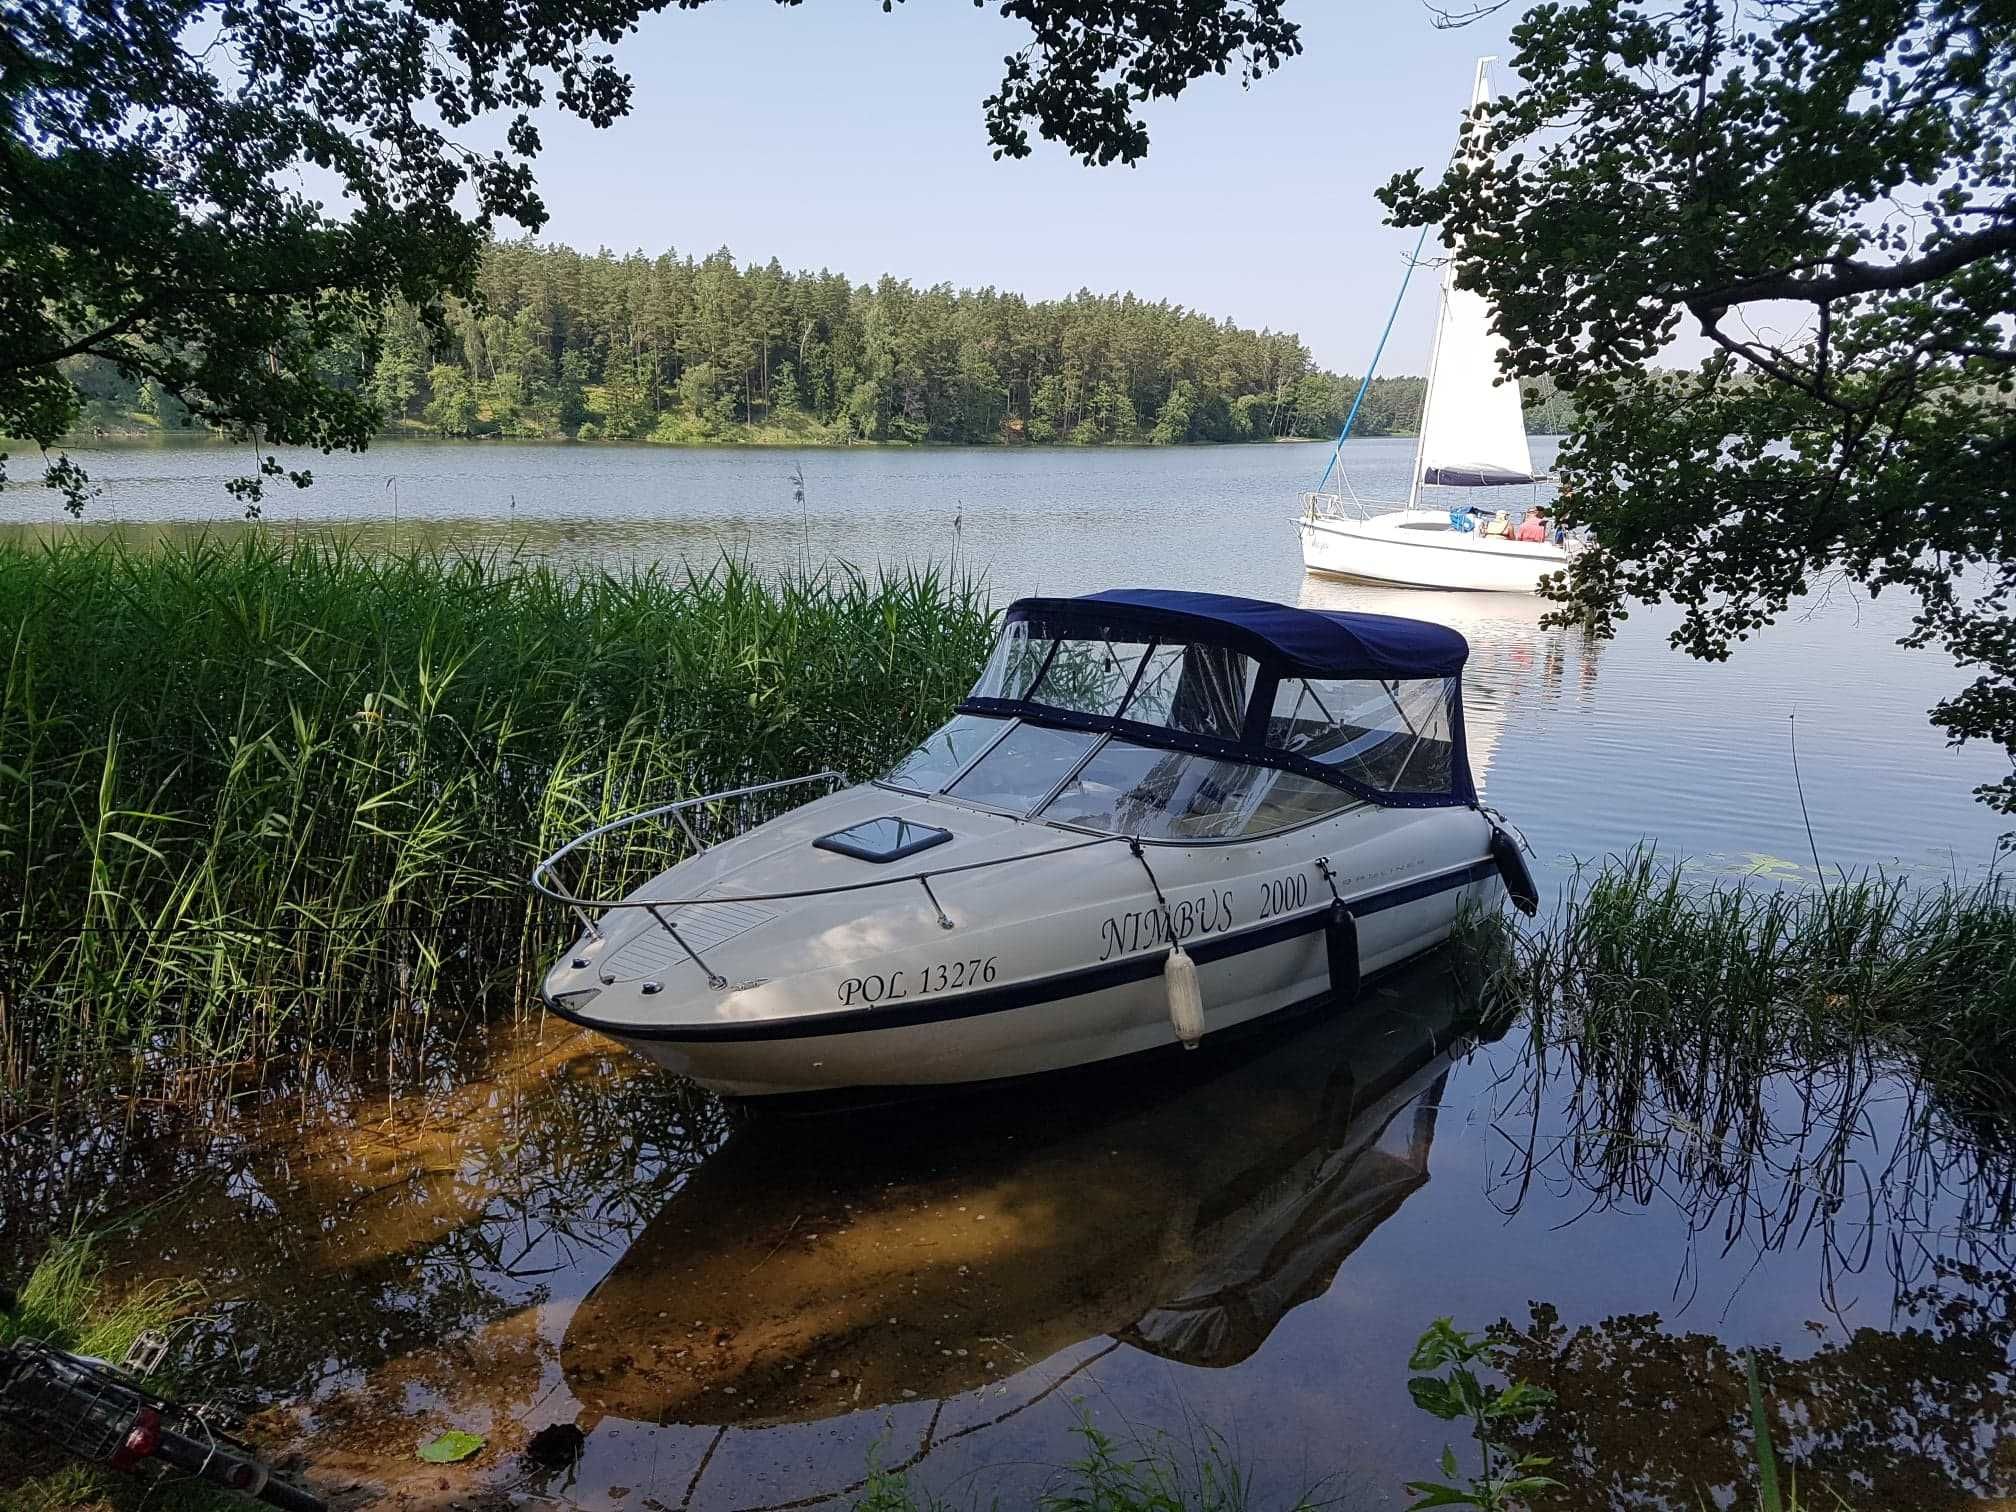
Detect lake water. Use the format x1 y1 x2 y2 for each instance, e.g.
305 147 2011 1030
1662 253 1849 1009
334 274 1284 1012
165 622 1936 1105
3 438 2012 1510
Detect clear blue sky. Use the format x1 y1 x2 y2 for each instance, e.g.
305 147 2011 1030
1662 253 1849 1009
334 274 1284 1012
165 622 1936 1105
500 1 1529 376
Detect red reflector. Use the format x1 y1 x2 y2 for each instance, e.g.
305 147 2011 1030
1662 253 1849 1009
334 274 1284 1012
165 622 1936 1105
229 1463 257 1489
109 1407 160 1470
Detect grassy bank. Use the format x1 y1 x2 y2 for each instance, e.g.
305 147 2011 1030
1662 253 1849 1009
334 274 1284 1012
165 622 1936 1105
0 538 992 1099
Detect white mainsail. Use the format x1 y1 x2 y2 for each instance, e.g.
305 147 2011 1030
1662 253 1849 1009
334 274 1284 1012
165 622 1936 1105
1411 60 1536 495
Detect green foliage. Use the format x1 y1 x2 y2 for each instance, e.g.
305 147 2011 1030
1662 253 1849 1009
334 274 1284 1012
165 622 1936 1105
421 241 1341 447
1403 1319 1559 1511
1 0 647 510
0 538 993 1096
1 1233 196 1364
1744 1355 1783 1512
1036 1421 1299 1512
29 238 1487 451
0 1458 240 1512
1380 0 2016 814
422 364 479 437
0 1236 238 1512
676 361 739 436
982 3 1300 166
4 2 1308 509
416 1430 486 1464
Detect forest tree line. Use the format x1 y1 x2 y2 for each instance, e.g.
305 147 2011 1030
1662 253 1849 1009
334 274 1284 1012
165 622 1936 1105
63 239 1576 446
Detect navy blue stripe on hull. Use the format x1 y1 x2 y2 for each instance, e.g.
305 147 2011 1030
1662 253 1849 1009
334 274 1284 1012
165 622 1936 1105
541 857 1497 1045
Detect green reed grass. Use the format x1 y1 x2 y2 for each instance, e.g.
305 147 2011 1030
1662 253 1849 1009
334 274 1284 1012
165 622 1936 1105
1 1232 197 1364
0 536 993 1098
1479 849 2016 1117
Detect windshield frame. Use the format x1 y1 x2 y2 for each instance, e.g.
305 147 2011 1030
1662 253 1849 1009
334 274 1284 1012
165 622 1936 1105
876 712 1019 799
876 717 1370 845
1032 737 1371 843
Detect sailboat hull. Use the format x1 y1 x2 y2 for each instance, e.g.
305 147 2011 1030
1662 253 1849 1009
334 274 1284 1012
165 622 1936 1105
1299 511 1568 593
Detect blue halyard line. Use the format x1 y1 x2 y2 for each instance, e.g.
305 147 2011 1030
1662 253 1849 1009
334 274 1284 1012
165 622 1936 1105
1314 224 1432 494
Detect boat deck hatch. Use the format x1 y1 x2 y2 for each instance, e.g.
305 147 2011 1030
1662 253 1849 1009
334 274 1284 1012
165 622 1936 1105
813 817 952 863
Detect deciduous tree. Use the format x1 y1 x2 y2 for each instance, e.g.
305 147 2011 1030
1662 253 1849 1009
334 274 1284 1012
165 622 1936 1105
2 0 1300 508
1382 0 2016 813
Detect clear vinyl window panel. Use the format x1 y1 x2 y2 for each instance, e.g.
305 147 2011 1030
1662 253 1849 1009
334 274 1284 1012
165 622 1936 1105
883 714 1008 794
947 723 1101 815
970 620 1051 702
1118 644 1260 742
968 620 1260 742
1027 634 1156 717
1267 677 1457 794
1040 741 1361 840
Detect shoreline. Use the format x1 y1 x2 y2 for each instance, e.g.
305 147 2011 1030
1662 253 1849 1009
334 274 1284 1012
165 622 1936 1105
18 429 1348 452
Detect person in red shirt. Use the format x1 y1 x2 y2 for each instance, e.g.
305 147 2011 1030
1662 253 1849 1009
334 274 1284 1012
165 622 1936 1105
1515 508 1549 543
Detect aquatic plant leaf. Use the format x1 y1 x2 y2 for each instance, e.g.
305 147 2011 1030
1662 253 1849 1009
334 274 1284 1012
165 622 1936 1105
1408 1317 1473 1371
1400 1481 1485 1508
1746 1353 1783 1512
1484 1381 1556 1420
0 544 997 1097
418 1430 486 1463
1408 1376 1461 1420
1446 1365 1487 1415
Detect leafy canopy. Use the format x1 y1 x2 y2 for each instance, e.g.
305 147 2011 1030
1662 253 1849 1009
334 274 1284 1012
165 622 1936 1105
0 0 1300 508
1381 0 2016 814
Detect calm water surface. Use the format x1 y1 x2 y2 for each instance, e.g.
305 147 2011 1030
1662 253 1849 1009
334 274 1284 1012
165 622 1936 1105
3 439 2010 1509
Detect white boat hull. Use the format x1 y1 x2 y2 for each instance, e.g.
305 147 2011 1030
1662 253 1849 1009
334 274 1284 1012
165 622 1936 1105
1300 511 1568 593
541 785 1502 1100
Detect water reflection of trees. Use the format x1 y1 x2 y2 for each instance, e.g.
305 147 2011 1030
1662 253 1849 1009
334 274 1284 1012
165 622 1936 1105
1491 1264 2016 1511
1479 993 2016 1508
1485 1004 2016 1315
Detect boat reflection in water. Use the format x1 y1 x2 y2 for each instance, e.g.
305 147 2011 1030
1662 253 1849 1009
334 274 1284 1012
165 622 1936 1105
562 952 1498 1433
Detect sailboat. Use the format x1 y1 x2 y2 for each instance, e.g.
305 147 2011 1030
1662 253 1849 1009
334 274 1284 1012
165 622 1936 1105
1298 58 1573 594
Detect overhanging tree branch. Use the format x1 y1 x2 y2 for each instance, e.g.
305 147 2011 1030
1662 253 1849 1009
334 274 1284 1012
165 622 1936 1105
1679 222 2016 309
1688 303 1857 413
5 301 164 373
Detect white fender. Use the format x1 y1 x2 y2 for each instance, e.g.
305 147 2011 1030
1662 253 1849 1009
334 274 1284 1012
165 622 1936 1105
1164 940 1204 1048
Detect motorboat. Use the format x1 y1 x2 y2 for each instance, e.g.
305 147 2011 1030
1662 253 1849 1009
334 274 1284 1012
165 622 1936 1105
533 588 1536 1100
1298 59 1575 593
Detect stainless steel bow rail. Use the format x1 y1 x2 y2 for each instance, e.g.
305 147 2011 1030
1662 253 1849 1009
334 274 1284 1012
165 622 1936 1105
1304 487 1395 523
528 770 1128 988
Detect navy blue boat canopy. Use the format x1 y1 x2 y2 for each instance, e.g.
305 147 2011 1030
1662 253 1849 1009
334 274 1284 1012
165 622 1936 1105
1017 589 1470 680
946 588 1478 811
